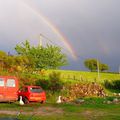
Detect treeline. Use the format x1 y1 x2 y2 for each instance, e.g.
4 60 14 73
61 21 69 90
0 40 110 73
84 59 109 72
0 50 29 72
0 40 67 73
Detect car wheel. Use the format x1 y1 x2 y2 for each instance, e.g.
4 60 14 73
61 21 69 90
40 100 45 104
18 96 20 101
23 97 29 104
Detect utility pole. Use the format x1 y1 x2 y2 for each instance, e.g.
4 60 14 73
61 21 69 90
97 59 100 80
39 34 42 47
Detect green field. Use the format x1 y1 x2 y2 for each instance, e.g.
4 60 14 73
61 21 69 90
47 70 120 83
1 69 120 84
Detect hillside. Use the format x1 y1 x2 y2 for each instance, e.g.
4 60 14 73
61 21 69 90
47 70 120 84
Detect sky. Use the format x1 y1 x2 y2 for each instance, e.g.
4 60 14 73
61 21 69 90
0 0 120 71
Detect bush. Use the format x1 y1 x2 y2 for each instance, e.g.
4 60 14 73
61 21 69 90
49 71 63 93
104 80 120 90
35 71 63 93
35 79 50 90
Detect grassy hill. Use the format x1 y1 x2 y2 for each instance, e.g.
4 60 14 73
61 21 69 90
47 70 120 84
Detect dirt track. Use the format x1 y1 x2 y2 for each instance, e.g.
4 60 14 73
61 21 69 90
0 107 63 116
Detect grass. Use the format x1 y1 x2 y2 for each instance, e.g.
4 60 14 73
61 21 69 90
47 70 120 93
0 97 120 120
1 69 120 83
54 70 120 82
1 69 120 85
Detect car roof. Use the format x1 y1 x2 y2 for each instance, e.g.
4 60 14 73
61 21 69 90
23 86 41 88
0 76 17 79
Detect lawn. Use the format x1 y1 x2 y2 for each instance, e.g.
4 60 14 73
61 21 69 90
0 97 120 120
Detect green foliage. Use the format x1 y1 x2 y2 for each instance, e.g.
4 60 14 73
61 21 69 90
0 50 7 70
104 80 120 90
14 55 34 71
35 72 63 93
15 40 68 70
49 71 61 81
35 79 50 90
49 72 63 93
84 59 98 71
0 50 33 72
15 40 31 55
101 63 109 71
19 75 35 87
0 51 18 71
84 58 109 72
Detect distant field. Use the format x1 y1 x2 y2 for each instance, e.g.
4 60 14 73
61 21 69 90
47 70 120 84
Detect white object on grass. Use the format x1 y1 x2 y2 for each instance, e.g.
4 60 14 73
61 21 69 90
19 96 24 105
56 96 62 103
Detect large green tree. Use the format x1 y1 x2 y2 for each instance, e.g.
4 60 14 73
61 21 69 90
84 58 109 72
15 40 68 70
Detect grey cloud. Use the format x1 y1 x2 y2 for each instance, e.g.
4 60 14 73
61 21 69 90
0 0 120 71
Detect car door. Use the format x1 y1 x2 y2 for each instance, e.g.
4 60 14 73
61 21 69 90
20 87 29 99
5 78 18 101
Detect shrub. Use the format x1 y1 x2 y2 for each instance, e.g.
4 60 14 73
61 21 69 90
35 79 50 90
49 71 63 93
35 72 63 93
104 80 120 90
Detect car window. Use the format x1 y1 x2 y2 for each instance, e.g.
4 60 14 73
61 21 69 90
6 79 15 87
0 78 4 86
30 87 43 93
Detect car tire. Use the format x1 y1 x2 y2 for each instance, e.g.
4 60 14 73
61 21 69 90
40 100 45 104
23 97 29 104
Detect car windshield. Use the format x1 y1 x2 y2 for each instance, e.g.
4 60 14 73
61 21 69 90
30 87 43 93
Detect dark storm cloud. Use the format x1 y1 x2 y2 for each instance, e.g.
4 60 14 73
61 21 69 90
0 0 120 71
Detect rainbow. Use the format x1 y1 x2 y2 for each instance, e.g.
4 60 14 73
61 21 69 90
21 0 77 60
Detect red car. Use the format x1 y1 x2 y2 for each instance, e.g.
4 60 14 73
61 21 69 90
18 86 46 104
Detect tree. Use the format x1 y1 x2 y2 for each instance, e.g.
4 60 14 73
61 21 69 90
100 63 109 72
15 40 31 55
84 58 109 72
0 51 7 70
13 55 34 72
15 40 68 70
84 59 98 72
0 50 34 72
